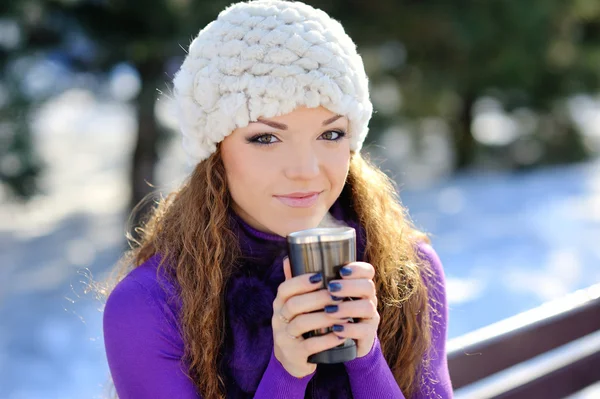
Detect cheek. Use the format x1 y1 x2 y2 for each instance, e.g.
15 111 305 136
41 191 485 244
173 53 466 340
324 149 351 187
224 148 273 201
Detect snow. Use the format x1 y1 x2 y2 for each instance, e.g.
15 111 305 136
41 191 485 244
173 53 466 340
2 91 599 398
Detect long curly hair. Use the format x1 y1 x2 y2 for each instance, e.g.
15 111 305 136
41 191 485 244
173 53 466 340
100 149 434 398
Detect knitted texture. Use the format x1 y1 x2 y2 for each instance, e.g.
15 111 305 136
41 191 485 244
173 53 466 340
172 0 373 164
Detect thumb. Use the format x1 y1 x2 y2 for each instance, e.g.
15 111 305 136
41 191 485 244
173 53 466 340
283 256 292 280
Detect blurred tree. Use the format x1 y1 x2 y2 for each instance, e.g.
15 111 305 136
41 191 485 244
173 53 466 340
43 0 234 236
3 0 600 213
321 0 600 169
0 1 59 199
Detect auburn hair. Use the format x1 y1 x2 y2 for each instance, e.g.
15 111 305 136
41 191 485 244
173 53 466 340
99 149 435 398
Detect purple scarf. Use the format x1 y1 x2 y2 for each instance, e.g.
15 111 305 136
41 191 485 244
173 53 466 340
221 198 367 398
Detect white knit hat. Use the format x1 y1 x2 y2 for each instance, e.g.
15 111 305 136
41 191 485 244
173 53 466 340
172 0 373 164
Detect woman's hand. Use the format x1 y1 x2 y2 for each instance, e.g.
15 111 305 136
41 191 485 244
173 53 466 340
325 262 380 358
271 258 350 378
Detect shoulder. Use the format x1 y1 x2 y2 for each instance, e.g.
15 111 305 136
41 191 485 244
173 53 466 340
106 255 164 303
415 241 448 325
413 243 453 399
415 241 446 290
103 256 194 396
103 254 181 336
114 254 179 299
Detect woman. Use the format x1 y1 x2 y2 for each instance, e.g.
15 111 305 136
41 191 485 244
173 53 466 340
102 1 453 398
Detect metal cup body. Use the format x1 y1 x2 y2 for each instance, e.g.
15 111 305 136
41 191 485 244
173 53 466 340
287 227 357 363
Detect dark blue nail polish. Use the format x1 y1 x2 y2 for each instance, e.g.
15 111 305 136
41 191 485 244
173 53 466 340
324 305 339 313
309 273 322 284
332 324 344 332
340 266 352 277
331 295 344 301
328 282 342 292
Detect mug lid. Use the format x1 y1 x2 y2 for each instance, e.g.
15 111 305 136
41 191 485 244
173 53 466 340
287 227 355 244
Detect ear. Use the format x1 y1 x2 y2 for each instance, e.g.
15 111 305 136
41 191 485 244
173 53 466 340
283 257 292 281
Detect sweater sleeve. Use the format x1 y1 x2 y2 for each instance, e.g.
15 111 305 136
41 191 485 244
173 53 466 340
344 242 453 399
103 276 201 399
344 335 406 398
253 350 315 398
413 242 453 398
104 273 313 399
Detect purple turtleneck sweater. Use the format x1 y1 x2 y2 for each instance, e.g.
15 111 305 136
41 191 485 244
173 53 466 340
103 202 453 398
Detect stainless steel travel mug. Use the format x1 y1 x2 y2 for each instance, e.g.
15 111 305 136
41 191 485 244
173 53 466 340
287 227 357 364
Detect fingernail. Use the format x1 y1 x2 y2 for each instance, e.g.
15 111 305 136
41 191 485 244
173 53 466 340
324 305 339 313
340 266 352 277
309 273 322 284
332 324 344 332
328 282 342 292
331 295 344 301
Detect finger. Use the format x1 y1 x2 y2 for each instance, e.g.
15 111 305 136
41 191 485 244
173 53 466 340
276 272 324 305
339 262 375 280
327 278 376 299
281 289 334 321
286 312 348 337
283 257 292 281
302 333 349 356
323 299 378 319
330 319 379 340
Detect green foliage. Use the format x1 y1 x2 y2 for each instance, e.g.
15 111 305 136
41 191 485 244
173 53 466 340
0 2 49 200
319 0 600 168
3 0 600 200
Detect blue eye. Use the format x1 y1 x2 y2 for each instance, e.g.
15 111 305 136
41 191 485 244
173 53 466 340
320 130 346 141
247 134 280 145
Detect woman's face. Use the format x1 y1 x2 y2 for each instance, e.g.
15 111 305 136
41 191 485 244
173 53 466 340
221 106 351 237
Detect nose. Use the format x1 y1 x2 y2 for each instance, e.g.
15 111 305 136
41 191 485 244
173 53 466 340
283 144 320 180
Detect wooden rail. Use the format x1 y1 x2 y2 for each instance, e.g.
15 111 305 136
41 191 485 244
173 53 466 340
447 283 600 398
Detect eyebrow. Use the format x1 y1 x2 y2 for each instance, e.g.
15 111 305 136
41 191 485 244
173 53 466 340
252 114 344 130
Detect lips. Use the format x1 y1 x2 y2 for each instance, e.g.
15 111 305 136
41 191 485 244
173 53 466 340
274 191 322 208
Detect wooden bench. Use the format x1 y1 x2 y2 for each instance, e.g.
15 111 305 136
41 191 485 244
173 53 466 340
447 283 600 398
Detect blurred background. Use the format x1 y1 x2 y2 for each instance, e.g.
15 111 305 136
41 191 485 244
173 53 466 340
1 0 600 398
